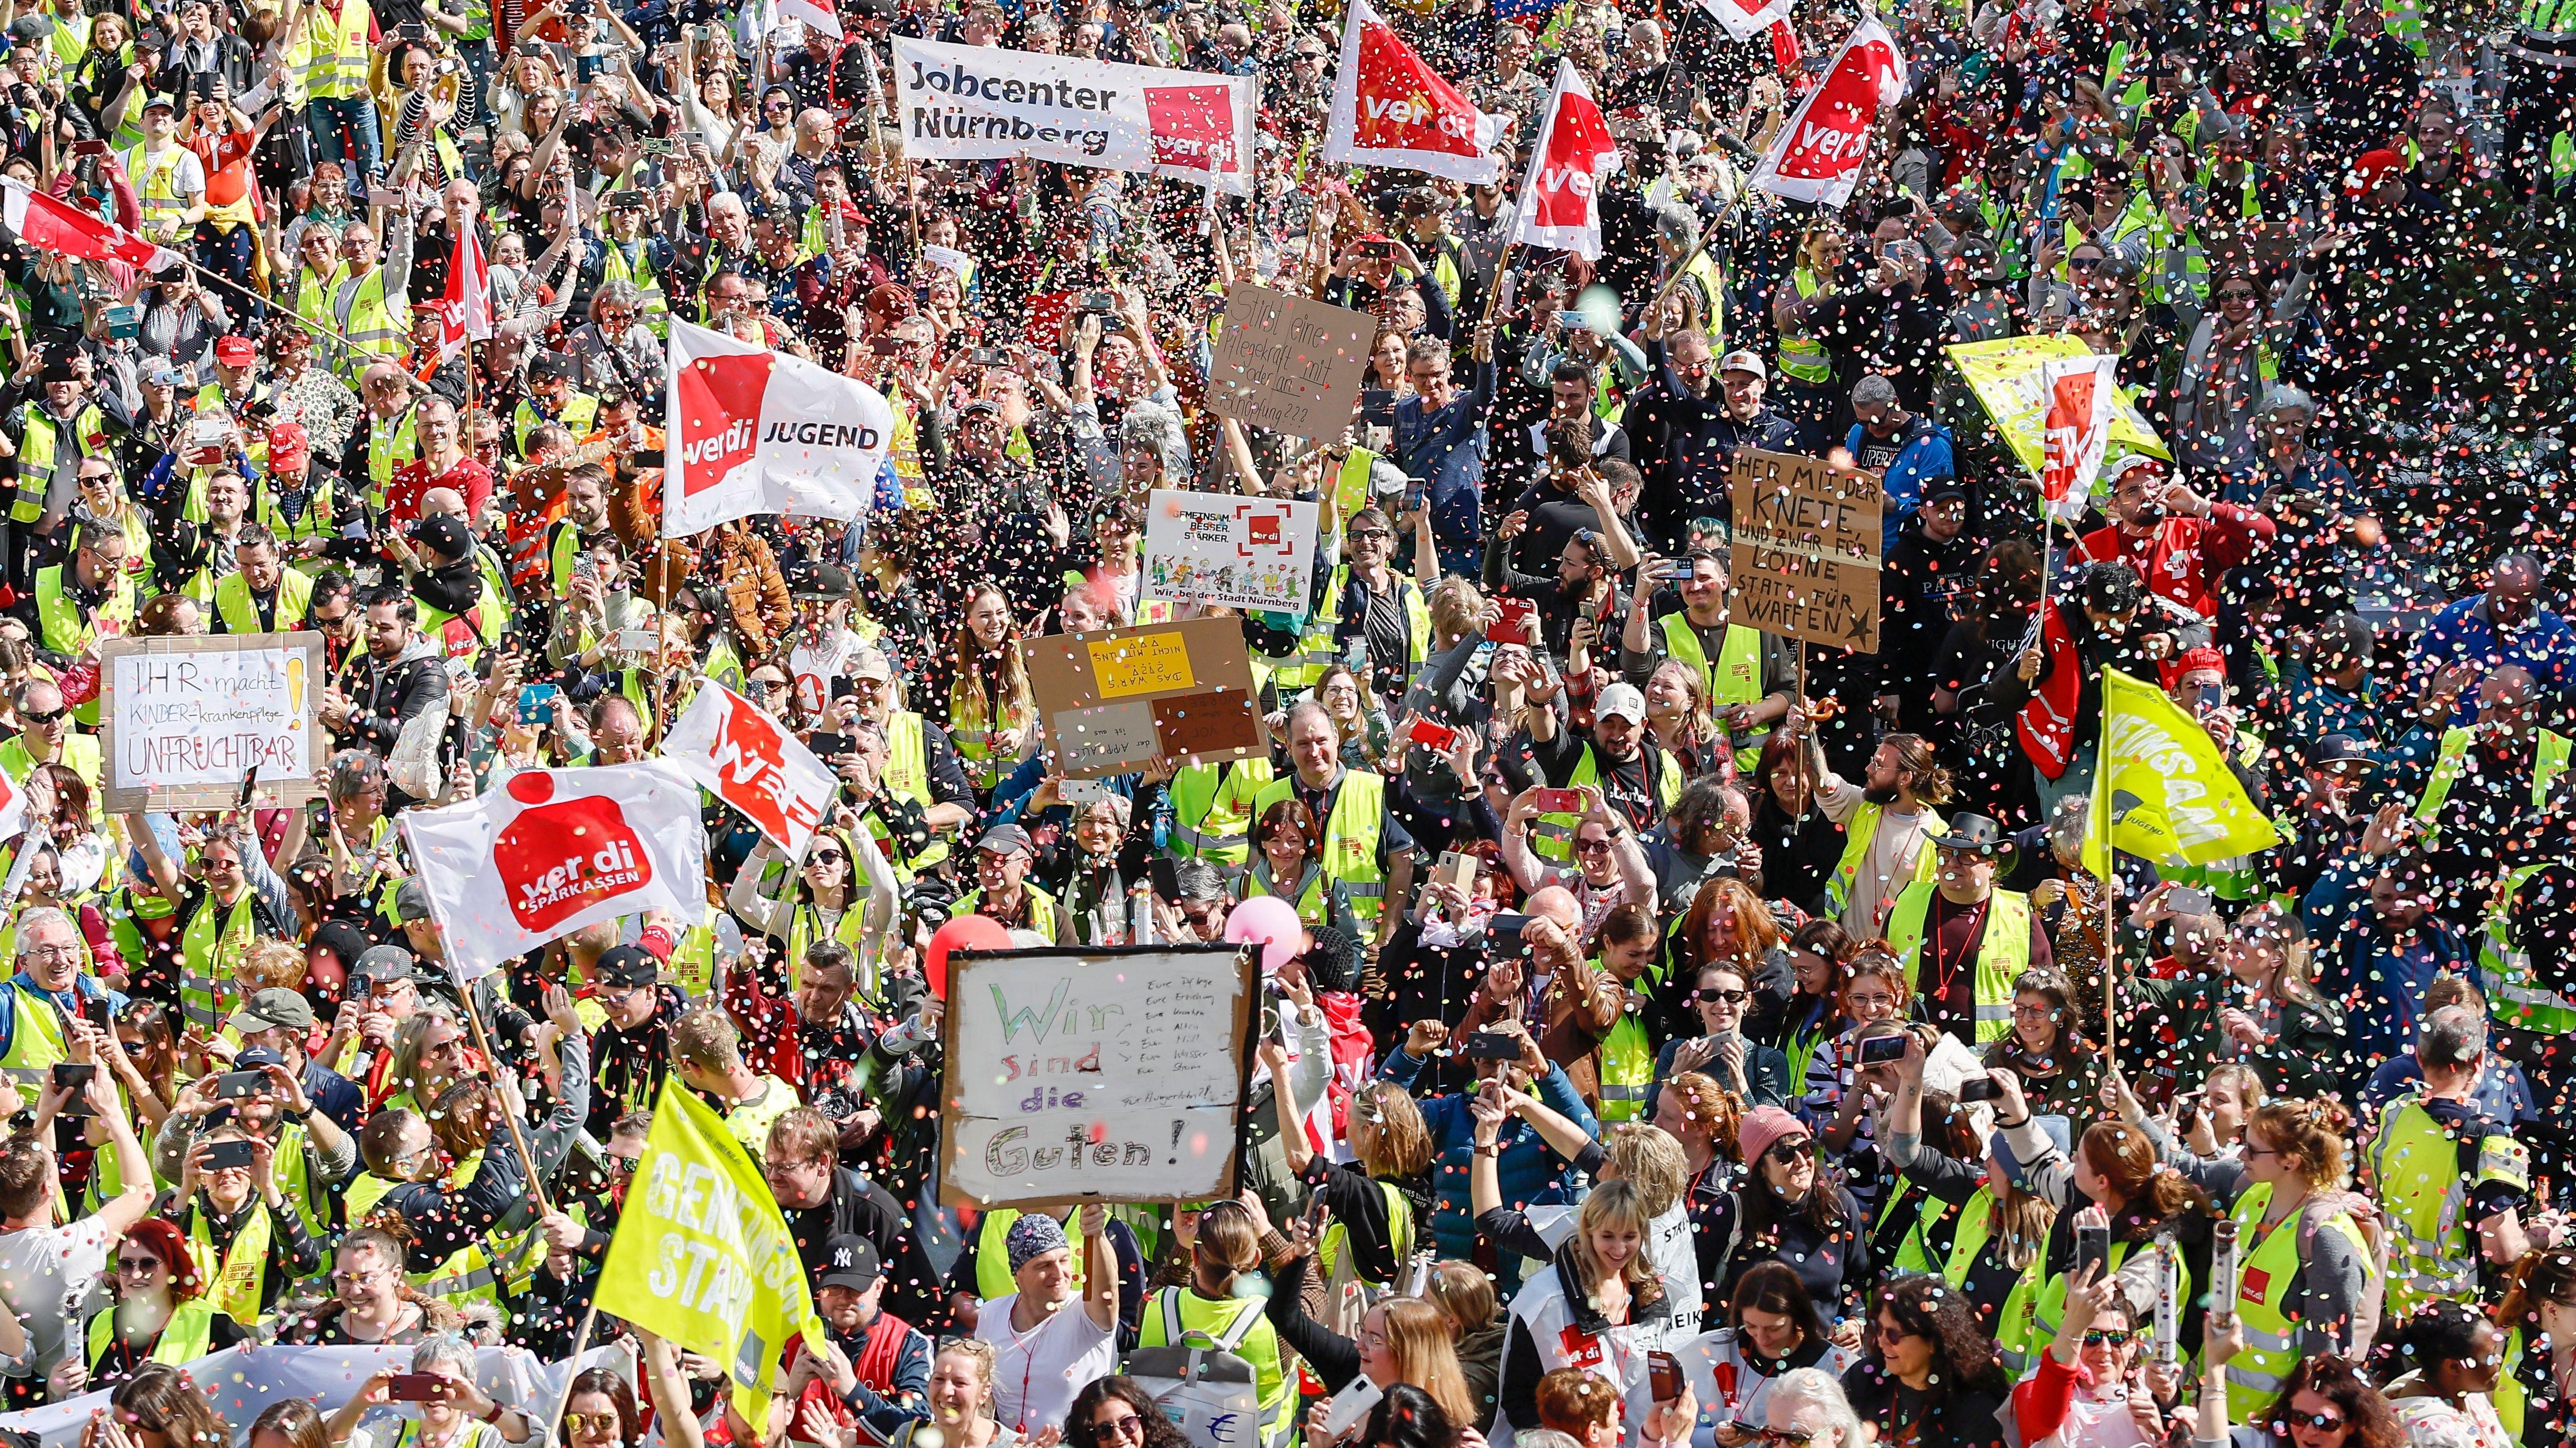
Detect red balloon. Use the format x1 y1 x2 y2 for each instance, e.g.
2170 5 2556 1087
925 913 1014 1000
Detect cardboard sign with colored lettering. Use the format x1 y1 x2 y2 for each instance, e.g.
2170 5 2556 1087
939 944 1255 1208
1205 284 1376 439
1023 618 1267 778
1726 448 1882 653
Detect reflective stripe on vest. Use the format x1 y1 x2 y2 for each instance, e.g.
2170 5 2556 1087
1250 771 1388 923
2478 863 2576 1035
1777 269 1832 384
1531 745 1681 861
2222 1183 2367 1418
2414 726 2572 848
1658 613 1764 769
1884 884 2033 1042
1826 802 1945 916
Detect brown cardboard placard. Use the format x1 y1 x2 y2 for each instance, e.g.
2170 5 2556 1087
100 633 330 813
1023 618 1268 778
1726 448 1883 653
939 944 1256 1210
1205 283 1377 439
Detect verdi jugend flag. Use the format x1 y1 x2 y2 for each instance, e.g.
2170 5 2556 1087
2084 668 2280 877
595 1078 827 1432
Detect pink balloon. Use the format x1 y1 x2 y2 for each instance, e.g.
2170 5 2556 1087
1224 894 1305 974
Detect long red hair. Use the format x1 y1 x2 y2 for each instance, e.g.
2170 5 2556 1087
120 1217 205 1301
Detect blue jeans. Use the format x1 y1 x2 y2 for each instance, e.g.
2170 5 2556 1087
306 94 382 183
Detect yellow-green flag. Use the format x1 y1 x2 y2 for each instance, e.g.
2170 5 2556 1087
2084 668 2280 877
595 1078 825 1433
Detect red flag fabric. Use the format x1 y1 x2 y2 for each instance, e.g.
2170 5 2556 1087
435 219 492 365
1509 60 1621 260
1 178 179 272
1322 0 1503 183
1748 16 1907 207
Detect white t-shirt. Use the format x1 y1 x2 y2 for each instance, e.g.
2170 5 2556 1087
788 628 868 717
975 1292 1117 1436
0 1215 114 1373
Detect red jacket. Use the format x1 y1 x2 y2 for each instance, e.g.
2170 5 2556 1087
2072 505 2273 620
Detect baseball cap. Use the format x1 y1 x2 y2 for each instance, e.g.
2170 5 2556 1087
819 1235 881 1291
1716 349 1765 380
2306 733 2373 769
976 824 1034 859
530 351 580 383
410 512 472 562
141 92 176 114
597 945 661 988
394 875 434 924
234 1045 289 1071
350 944 427 987
1595 683 1648 724
266 422 309 473
846 645 893 682
214 334 257 368
227 987 315 1035
1925 478 1971 505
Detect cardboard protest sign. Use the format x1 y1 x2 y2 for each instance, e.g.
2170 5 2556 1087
100 634 327 812
1022 617 1267 778
1142 488 1320 616
1727 449 1883 653
1206 284 1375 439
940 944 1254 1208
660 682 838 859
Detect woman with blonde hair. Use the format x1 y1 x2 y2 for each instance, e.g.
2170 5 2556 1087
1288 1293 1478 1445
727 818 900 992
1137 1201 1290 1442
946 586 1036 796
1276 1075 1431 1284
1494 1178 1672 1440
1883 1031 2056 1355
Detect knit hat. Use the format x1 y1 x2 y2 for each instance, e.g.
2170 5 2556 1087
1004 1212 1070 1273
1735 1106 1806 1167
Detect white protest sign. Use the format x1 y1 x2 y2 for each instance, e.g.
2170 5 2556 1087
100 634 326 812
893 36 1255 194
940 945 1254 1208
1143 489 1320 616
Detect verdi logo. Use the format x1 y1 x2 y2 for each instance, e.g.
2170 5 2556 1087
492 772 654 933
676 351 775 496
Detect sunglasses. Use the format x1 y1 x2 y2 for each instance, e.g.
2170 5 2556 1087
565 1414 620 1435
2282 1411 2344 1431
2083 1328 2135 1347
1571 837 1614 855
21 708 63 725
1694 988 1750 1004
1093 1416 1147 1443
809 850 846 864
1766 1137 1816 1163
1728 1431 1813 1447
2218 287 2258 301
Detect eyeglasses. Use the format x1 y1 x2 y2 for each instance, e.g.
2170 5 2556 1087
2069 255 2104 271
565 1414 620 1436
1873 1321 1914 1345
21 708 63 725
2283 1411 2344 1431
113 1256 163 1275
2083 1328 2135 1347
2011 1003 2057 1019
1765 1137 1816 1163
1092 1415 1147 1443
1729 1431 1813 1447
1349 529 1392 541
1693 988 1750 1004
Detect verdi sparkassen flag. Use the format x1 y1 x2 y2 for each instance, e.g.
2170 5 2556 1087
2084 668 2280 877
596 1078 828 1434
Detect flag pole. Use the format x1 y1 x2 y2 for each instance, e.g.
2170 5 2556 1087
177 254 378 362
2097 707 2116 1060
539 1302 603 1442
459 970 556 1218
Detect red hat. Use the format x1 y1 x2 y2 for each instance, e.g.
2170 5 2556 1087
266 422 308 472
2343 147 2404 199
214 334 257 367
2159 645 2227 692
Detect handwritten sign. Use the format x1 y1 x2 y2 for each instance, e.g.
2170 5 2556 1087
1024 618 1266 778
1205 284 1375 439
100 634 327 812
1143 488 1320 615
1727 449 1882 653
940 945 1255 1208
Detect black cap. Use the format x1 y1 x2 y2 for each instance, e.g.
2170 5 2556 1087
790 562 854 601
410 512 472 562
530 351 580 383
819 1234 881 1291
350 944 426 985
1931 813 2011 855
597 945 660 988
235 1045 289 1071
2307 734 2373 769
308 920 373 973
7 14 54 41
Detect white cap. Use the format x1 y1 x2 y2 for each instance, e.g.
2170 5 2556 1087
1596 683 1649 723
1718 349 1766 379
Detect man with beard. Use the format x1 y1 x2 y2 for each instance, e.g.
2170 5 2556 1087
2070 454 2272 626
783 1237 933 1443
1809 731 1954 937
722 941 915 1159
1630 339 1799 554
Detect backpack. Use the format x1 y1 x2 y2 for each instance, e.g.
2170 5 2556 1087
1127 1287 1265 1448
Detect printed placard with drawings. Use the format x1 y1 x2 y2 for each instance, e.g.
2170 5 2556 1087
1726 448 1882 652
1205 283 1375 439
940 944 1255 1209
1023 617 1268 778
1142 488 1320 616
99 633 328 812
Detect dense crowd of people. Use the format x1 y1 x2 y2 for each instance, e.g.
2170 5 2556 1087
0 0 2566 1446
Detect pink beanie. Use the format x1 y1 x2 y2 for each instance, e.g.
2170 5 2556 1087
1736 1106 1806 1166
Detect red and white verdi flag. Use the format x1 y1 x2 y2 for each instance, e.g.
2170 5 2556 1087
435 219 491 365
0 178 180 272
2040 353 2119 523
664 320 896 538
1510 60 1621 260
659 682 837 859
1748 15 1907 207
1694 0 1794 42
399 763 710 981
1323 0 1504 184
780 0 842 37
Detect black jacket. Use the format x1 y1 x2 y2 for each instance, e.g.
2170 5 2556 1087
333 641 451 758
1626 367 1801 554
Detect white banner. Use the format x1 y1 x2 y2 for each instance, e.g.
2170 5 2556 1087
103 634 325 811
400 763 710 979
660 682 838 859
663 321 896 538
893 37 1254 194
1142 488 1320 616
0 1343 626 1448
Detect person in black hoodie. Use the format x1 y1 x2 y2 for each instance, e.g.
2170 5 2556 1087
403 511 490 653
1840 1274 2010 1448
